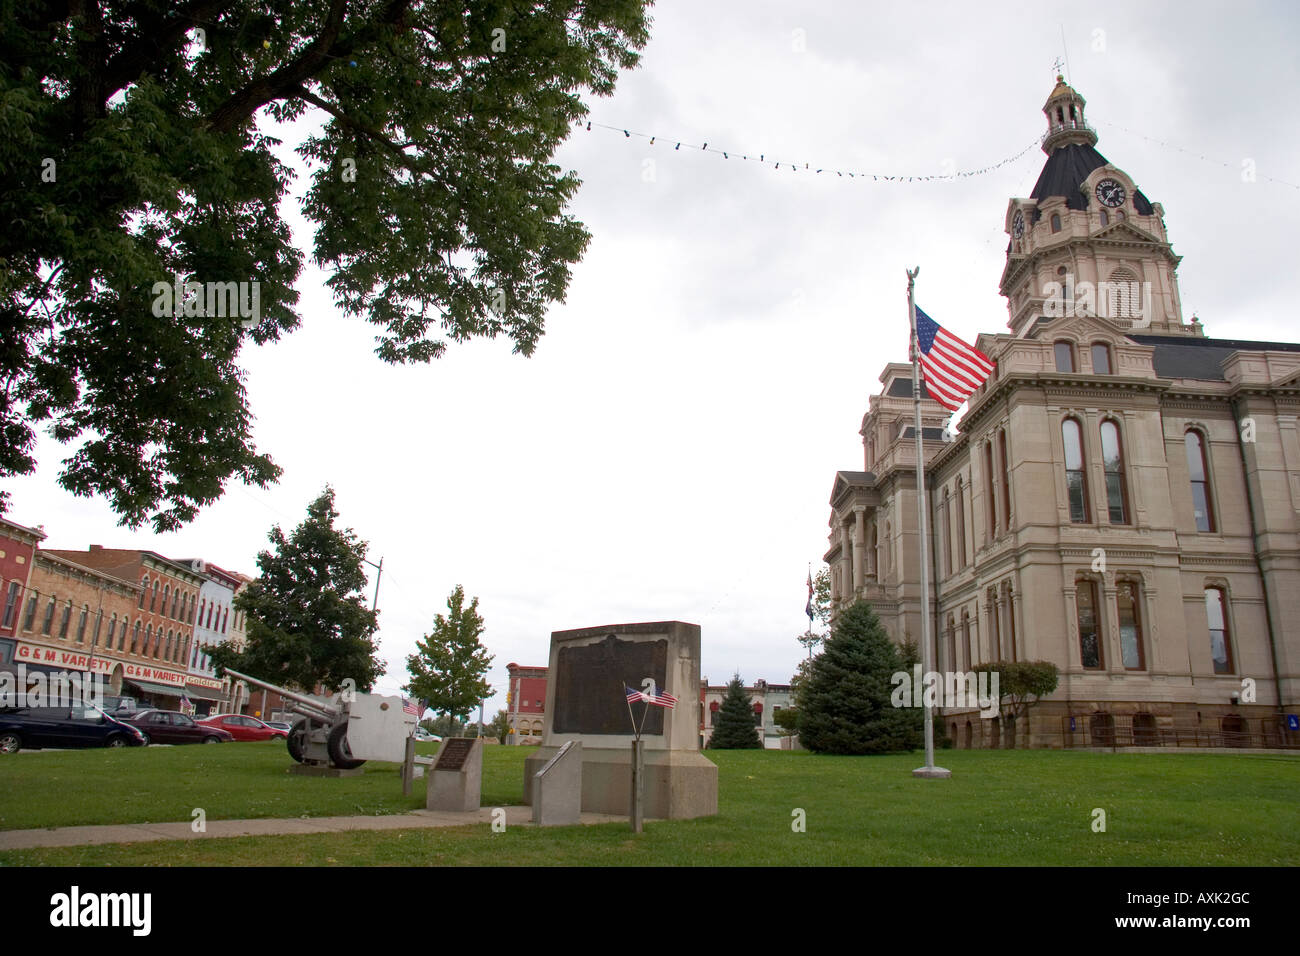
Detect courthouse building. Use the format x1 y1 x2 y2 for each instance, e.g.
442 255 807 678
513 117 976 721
824 78 1299 748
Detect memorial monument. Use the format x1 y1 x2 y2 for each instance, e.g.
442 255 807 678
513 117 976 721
522 621 718 819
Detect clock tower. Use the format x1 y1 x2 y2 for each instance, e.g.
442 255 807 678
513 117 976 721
999 76 1191 337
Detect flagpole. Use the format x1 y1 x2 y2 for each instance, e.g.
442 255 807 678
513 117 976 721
908 266 951 780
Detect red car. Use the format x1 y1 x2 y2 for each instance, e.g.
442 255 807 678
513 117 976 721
197 713 289 742
121 709 234 745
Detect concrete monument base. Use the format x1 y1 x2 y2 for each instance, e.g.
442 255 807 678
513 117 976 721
524 746 717 820
912 765 953 779
289 763 365 777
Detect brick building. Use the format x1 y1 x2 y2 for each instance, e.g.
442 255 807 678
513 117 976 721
506 662 547 743
0 516 46 666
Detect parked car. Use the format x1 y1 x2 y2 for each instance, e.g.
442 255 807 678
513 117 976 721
197 713 288 742
414 728 441 742
120 709 234 745
263 720 294 734
0 704 147 753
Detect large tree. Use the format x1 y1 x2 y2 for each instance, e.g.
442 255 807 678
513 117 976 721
799 600 922 756
0 1 652 529
405 584 493 723
210 485 383 692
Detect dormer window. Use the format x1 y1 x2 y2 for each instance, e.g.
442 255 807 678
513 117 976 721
1100 210 1109 227
1054 341 1076 372
1050 213 1062 233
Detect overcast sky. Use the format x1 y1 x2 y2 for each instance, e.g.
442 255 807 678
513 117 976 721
6 1 1299 712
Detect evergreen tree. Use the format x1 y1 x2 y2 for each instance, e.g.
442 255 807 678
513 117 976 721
405 586 494 723
210 486 383 692
707 674 762 749
799 600 923 755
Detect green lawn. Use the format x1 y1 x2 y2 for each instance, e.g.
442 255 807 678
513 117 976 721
2 744 1298 866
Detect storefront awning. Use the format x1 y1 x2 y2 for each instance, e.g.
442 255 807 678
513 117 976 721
125 678 185 697
183 684 226 702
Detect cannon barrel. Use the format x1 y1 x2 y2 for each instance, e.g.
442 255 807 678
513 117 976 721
225 668 342 720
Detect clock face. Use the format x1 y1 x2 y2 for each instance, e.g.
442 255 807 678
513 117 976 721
1095 178 1127 208
1012 211 1025 239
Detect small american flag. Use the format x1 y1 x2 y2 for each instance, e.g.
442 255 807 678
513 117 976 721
626 684 677 709
914 306 995 412
402 697 420 716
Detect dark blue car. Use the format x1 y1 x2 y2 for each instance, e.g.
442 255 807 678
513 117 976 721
0 705 147 753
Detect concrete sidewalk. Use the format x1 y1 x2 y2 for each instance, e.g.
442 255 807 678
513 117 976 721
0 805 627 851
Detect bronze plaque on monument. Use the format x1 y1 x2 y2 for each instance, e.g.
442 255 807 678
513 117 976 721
434 737 475 771
553 634 668 735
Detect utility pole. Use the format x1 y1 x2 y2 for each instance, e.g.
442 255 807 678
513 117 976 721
362 556 384 613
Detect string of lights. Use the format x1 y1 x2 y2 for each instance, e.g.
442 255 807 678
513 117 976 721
578 120 1041 182
1099 120 1299 190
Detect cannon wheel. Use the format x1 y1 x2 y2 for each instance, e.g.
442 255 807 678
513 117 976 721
286 720 308 763
327 722 366 770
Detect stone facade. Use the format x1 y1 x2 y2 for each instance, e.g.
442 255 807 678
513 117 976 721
825 79 1300 749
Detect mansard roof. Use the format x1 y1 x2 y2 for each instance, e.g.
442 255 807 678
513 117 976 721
1129 333 1300 382
1030 142 1154 214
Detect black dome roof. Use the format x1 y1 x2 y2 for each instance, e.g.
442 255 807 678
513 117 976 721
1030 142 1154 214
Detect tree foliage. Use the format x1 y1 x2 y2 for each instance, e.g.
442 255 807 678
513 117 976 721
973 660 1059 748
707 674 762 750
799 600 922 755
405 585 493 723
0 1 652 528
210 485 383 693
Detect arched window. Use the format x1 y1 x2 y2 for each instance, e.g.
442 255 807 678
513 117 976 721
1185 430 1215 532
76 605 88 643
59 600 72 639
999 430 1011 532
138 577 148 608
1099 209 1109 228
198 598 206 629
207 603 215 629
1063 418 1089 522
171 588 180 619
164 630 172 659
1077 579 1103 668
1091 342 1112 374
91 610 103 647
150 580 159 613
1054 341 1075 372
162 585 170 617
1205 587 1233 674
1118 580 1145 669
145 624 154 656
131 620 141 654
23 592 39 632
1050 213 1061 232
107 615 117 649
222 607 229 633
1100 419 1129 524
42 597 56 635
946 614 957 672
985 441 998 537
939 488 951 578
1104 267 1141 319
955 478 966 568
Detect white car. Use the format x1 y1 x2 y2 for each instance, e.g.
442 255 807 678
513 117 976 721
414 729 441 742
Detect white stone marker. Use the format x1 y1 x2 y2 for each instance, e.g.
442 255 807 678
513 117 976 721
426 737 483 812
532 739 582 826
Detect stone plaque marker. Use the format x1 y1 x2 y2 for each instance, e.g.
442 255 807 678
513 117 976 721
435 737 475 772
523 621 718 820
532 739 582 826
426 736 483 812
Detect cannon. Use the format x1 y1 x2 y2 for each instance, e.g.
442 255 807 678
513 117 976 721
226 669 417 769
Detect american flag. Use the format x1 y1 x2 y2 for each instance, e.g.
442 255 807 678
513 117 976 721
805 568 814 623
914 306 995 412
402 697 420 716
625 685 678 709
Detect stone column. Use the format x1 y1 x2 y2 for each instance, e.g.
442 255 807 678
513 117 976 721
840 523 854 599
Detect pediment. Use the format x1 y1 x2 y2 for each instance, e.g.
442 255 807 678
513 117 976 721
1092 220 1162 246
1026 311 1135 342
